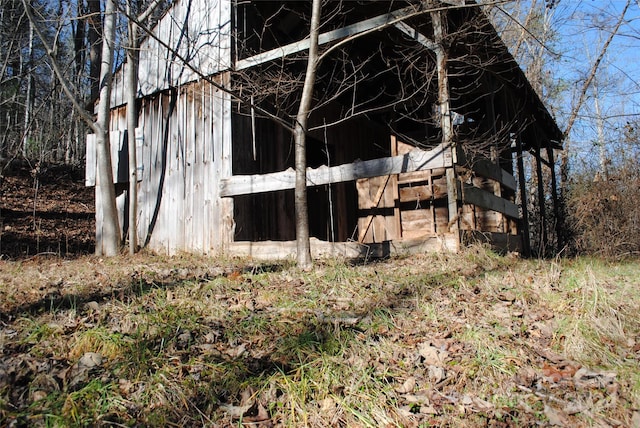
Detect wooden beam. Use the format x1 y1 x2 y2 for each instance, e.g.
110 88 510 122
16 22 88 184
220 144 452 197
461 231 523 254
226 235 460 260
446 168 459 226
235 6 419 71
456 148 517 191
459 184 520 219
535 145 547 255
390 135 402 240
529 148 554 168
399 183 447 202
393 21 437 51
546 145 562 250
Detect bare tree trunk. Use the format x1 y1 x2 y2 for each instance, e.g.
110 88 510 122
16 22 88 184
22 13 33 158
88 0 102 102
72 0 85 80
294 0 321 269
124 0 163 255
510 0 538 59
125 2 139 255
431 8 459 246
95 0 121 256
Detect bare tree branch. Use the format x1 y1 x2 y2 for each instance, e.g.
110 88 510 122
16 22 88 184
563 0 631 138
21 0 97 132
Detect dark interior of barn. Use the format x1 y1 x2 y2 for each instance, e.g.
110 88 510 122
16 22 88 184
229 1 562 245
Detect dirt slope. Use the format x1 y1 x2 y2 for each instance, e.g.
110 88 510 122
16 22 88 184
0 164 94 259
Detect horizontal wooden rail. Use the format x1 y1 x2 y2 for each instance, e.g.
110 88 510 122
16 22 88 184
235 5 421 70
459 184 520 219
455 148 517 191
220 143 452 197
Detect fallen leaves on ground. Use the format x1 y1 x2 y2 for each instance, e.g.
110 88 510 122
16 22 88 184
0 249 638 427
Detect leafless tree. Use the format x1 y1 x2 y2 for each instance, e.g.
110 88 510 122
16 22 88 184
93 0 121 256
22 0 122 255
291 0 321 268
123 0 165 254
561 1 631 185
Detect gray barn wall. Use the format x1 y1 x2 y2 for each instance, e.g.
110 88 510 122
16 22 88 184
102 77 232 255
110 0 231 108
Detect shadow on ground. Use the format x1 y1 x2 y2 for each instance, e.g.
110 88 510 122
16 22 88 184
0 257 494 426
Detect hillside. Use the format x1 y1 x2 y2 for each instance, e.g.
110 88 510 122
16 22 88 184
0 164 94 259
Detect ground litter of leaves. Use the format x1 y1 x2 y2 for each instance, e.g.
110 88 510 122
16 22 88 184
1 250 639 427
0 164 94 259
1 167 640 427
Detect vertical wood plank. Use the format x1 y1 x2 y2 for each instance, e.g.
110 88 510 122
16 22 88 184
356 175 395 243
203 81 212 251
220 73 234 250
356 178 371 242
446 167 460 238
390 135 402 240
490 147 505 233
535 145 546 256
546 145 561 250
428 171 436 234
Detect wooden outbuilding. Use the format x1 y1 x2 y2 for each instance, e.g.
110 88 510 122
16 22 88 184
87 0 563 259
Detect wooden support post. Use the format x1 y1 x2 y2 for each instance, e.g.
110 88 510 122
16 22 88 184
446 167 459 232
432 9 459 249
546 145 562 251
390 136 402 240
215 73 234 251
487 84 506 233
535 145 547 257
428 172 436 234
516 137 531 257
490 147 505 232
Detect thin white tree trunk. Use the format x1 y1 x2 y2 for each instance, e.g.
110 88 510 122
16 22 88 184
95 0 121 256
432 8 458 244
593 81 608 179
22 15 34 158
124 0 164 254
294 0 321 269
125 8 139 255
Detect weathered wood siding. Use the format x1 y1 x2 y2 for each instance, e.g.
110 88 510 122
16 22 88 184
396 141 452 240
357 140 455 244
110 0 231 107
100 75 232 254
355 138 522 252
